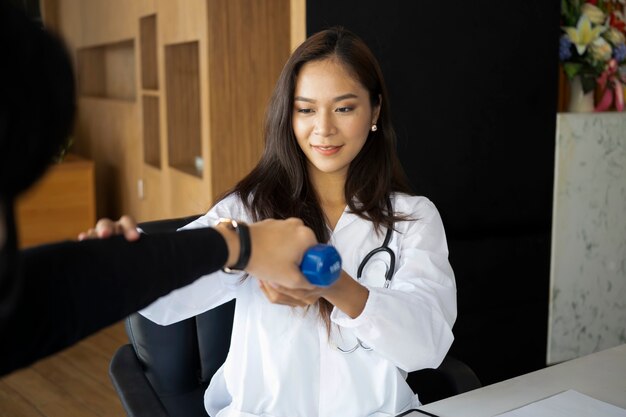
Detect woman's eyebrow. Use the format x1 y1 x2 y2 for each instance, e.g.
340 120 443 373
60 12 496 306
294 93 359 103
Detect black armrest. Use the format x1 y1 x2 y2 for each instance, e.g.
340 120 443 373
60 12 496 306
436 355 481 394
406 356 481 405
109 344 169 417
138 215 201 235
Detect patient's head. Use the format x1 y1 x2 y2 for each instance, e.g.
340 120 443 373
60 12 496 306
0 2 76 199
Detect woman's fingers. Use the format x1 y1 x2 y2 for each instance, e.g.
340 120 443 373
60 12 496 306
258 280 308 307
258 280 321 306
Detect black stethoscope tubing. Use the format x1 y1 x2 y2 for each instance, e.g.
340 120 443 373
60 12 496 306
356 225 395 289
356 197 396 288
337 198 396 354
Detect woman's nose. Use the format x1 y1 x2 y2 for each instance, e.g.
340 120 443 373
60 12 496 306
313 112 336 137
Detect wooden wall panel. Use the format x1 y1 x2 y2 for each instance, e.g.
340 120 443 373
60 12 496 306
54 0 83 70
40 0 59 33
290 0 306 51
156 0 207 45
169 170 212 217
207 0 292 199
73 100 141 218
52 0 301 222
79 0 141 46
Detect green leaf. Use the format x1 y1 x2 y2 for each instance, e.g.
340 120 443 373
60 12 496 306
563 62 582 79
580 73 597 94
561 0 582 26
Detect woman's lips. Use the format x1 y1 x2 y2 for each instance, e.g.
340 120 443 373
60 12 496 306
312 145 342 156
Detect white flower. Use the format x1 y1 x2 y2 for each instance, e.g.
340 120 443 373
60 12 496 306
604 27 626 45
563 15 606 55
581 3 606 25
589 37 613 61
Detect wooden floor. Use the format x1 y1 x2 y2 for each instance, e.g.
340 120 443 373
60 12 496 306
0 321 128 417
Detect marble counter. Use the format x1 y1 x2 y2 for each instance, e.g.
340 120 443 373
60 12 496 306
548 113 626 364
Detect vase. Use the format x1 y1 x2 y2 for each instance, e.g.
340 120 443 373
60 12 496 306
567 76 595 113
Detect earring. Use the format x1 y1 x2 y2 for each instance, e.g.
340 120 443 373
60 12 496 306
371 124 378 132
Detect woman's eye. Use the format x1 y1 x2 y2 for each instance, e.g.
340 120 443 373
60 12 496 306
296 108 314 114
336 107 353 113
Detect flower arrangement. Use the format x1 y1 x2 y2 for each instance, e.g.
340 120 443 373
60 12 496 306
560 0 626 111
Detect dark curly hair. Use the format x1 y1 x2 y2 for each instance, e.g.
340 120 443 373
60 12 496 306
0 2 76 199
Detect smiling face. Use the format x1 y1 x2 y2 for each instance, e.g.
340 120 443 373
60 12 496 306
292 58 380 184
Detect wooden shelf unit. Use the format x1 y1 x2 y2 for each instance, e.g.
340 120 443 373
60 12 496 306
15 154 96 248
142 95 161 169
165 41 202 178
139 14 162 170
50 0 299 221
139 14 158 90
76 40 136 101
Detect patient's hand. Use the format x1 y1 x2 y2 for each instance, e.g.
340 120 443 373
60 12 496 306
243 218 317 290
78 215 140 242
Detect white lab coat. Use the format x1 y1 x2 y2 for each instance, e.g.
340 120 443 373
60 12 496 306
140 193 457 417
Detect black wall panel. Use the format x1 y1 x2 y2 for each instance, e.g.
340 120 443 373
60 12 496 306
307 0 561 384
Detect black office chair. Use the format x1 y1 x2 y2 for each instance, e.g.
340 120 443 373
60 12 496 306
109 216 481 417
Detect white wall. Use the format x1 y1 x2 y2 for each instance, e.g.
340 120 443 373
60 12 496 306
548 113 626 364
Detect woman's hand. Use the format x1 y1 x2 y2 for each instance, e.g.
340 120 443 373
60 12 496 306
259 270 370 319
78 215 140 241
258 280 325 307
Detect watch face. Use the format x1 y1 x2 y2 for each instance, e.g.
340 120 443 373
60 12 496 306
216 218 237 230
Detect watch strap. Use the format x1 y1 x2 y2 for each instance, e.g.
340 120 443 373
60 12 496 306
218 218 251 272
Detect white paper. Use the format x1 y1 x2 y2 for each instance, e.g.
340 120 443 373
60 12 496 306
495 390 626 417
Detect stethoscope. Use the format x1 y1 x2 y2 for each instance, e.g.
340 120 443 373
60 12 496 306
335 199 396 354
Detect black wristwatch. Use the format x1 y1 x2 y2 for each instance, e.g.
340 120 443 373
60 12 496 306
216 218 251 272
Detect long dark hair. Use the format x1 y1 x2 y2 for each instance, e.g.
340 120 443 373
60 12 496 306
230 27 413 328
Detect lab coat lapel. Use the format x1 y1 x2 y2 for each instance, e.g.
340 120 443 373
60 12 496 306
331 206 358 235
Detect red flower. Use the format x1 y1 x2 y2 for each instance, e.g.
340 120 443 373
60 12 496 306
586 0 598 4
610 12 626 33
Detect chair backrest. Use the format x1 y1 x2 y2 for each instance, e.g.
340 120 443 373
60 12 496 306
125 301 235 416
123 215 235 416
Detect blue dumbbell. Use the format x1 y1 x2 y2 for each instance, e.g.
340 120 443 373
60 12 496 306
300 244 342 287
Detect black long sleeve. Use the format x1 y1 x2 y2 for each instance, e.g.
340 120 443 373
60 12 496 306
0 2 229 376
0 228 228 376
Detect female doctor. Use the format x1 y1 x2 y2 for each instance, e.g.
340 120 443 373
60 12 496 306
140 27 457 417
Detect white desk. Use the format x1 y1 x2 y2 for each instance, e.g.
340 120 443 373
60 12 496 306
406 344 626 417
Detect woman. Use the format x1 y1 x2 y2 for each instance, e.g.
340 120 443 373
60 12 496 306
141 27 456 416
